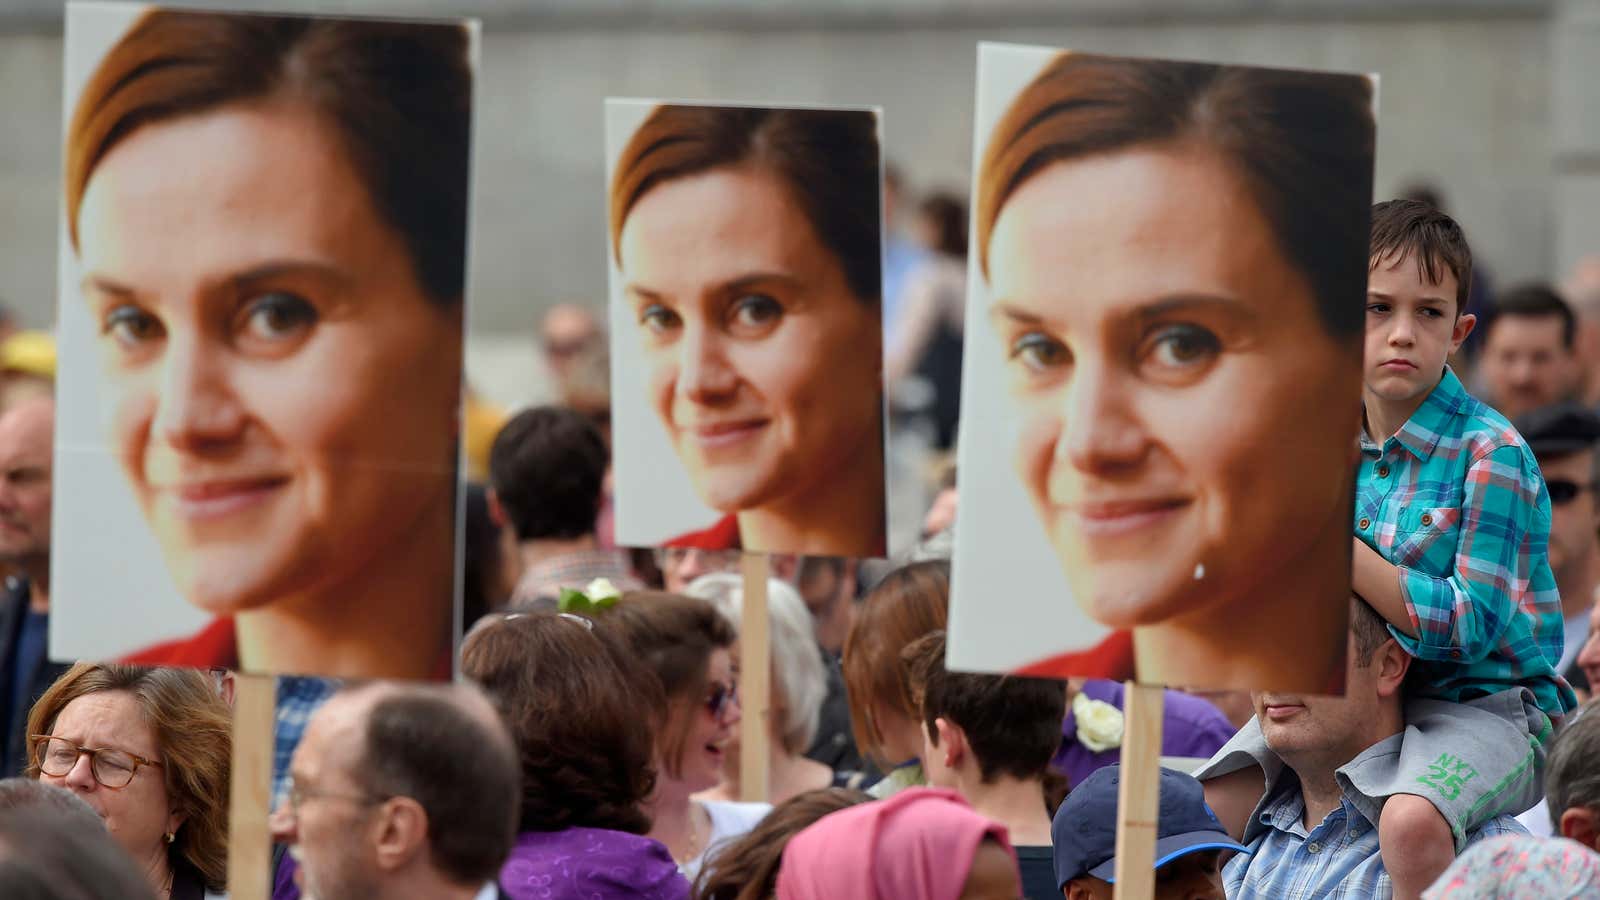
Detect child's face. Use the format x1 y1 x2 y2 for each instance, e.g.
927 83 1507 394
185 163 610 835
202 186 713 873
1363 251 1476 409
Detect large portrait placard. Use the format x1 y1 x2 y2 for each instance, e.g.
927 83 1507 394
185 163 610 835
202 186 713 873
605 98 888 559
948 43 1376 693
50 1 477 680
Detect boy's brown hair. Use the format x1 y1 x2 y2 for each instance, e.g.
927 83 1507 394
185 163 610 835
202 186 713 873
1369 199 1474 317
902 630 1067 784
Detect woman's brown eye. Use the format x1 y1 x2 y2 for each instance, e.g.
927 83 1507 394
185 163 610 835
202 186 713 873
640 303 680 335
240 292 317 341
102 305 165 349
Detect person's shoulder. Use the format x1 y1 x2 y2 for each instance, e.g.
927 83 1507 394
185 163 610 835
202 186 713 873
1453 388 1537 462
663 515 741 550
703 800 772 832
1467 813 1531 842
122 618 237 669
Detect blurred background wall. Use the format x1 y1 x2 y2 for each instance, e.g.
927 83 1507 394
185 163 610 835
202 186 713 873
2 0 1597 410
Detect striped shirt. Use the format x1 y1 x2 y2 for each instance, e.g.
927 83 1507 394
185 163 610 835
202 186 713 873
1355 367 1576 718
1223 769 1526 899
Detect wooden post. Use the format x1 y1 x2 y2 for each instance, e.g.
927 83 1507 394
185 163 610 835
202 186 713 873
228 674 276 900
1112 682 1165 900
739 553 771 803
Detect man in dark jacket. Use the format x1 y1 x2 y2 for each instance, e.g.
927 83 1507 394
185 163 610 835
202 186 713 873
0 399 67 777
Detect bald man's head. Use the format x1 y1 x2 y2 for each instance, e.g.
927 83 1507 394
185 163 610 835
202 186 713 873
0 398 53 563
282 681 520 894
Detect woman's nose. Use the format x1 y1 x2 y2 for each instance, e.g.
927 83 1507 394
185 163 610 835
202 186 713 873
677 326 738 405
1055 364 1149 473
62 753 99 791
151 334 246 451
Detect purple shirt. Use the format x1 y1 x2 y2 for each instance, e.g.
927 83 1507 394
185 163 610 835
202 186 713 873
500 828 689 900
1052 680 1236 788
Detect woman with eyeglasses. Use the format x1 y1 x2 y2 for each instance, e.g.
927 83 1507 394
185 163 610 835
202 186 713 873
601 592 771 881
26 662 231 899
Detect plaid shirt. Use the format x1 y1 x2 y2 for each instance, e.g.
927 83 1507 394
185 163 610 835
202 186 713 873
1224 769 1526 899
272 676 340 811
509 549 642 608
1356 367 1576 718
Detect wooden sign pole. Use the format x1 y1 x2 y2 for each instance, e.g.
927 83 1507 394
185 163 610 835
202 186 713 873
1112 682 1165 900
228 674 275 900
738 553 772 803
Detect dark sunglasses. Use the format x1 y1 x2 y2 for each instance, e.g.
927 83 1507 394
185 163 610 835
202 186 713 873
706 679 739 721
1547 479 1597 505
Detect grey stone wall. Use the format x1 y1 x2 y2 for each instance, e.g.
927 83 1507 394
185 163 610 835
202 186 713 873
0 2 1578 339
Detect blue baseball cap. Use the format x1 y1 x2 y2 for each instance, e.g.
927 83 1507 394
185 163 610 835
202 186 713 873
1052 765 1250 887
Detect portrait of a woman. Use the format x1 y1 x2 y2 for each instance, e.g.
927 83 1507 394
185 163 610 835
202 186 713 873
949 47 1375 692
607 102 886 559
53 7 471 679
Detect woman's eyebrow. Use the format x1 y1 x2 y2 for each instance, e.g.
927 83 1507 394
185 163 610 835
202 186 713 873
81 272 139 299
714 272 803 295
1126 293 1255 328
225 259 351 292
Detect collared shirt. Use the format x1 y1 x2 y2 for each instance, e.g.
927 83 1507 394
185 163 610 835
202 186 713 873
1224 770 1527 899
1356 367 1576 717
508 548 642 607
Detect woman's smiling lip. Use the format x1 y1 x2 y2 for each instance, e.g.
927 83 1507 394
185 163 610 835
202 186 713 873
1063 497 1191 537
160 475 289 521
686 419 769 450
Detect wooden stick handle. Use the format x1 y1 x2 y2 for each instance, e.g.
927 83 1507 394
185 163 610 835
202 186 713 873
228 674 275 900
1112 682 1165 900
739 554 771 803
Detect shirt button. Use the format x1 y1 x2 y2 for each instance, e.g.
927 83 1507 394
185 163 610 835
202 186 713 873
1359 518 1371 530
1420 513 1433 526
1308 842 1322 854
1377 465 1389 478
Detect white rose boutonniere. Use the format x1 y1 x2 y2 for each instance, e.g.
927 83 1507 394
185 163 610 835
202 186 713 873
1073 691 1125 753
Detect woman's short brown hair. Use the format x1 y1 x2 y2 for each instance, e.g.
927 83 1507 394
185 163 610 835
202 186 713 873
461 610 663 835
65 9 472 306
842 560 950 768
599 592 737 779
26 663 231 892
976 52 1375 340
609 104 882 305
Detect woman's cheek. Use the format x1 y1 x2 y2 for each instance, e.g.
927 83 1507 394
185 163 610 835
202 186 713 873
1015 406 1063 509
647 351 679 428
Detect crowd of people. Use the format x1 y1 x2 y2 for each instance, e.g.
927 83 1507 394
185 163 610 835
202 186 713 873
6 165 1600 899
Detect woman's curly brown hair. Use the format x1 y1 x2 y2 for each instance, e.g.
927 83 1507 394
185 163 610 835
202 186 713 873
461 610 664 834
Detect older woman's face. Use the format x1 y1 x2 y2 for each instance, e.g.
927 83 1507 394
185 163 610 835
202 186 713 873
986 146 1359 628
619 167 881 515
75 105 462 614
40 690 180 861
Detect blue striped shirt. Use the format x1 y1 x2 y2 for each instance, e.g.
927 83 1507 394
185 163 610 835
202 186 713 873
1224 770 1526 899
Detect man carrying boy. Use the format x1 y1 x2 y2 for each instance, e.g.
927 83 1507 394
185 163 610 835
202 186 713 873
1201 199 1576 900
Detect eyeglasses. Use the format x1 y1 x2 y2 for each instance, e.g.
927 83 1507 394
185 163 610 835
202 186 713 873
705 679 740 722
283 775 382 815
1547 479 1597 505
31 735 163 789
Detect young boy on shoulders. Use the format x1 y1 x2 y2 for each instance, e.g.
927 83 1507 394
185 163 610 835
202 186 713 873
1200 199 1576 900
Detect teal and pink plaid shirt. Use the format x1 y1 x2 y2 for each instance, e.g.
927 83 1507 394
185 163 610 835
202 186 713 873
1355 367 1576 718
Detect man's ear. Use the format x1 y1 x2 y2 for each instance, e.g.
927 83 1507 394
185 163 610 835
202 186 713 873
934 717 966 770
1451 312 1477 351
1560 806 1599 851
1374 637 1411 698
372 797 429 873
486 489 507 530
